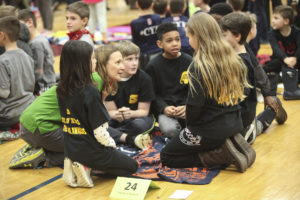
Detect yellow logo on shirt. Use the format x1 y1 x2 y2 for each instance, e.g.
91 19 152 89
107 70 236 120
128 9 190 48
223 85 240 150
129 94 138 104
62 108 86 135
180 71 188 84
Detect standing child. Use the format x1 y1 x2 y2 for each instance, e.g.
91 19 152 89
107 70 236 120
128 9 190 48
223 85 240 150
83 0 108 43
66 1 94 47
130 0 162 69
57 40 138 188
162 0 193 56
105 40 156 141
160 13 254 172
146 22 192 138
18 9 56 94
0 16 35 131
263 5 300 100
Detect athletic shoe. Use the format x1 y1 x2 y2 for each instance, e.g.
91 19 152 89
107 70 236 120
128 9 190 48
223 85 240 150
72 162 94 188
63 157 78 187
134 133 150 149
9 144 46 169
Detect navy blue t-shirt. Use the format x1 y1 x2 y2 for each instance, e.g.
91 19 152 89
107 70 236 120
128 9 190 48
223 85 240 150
130 14 162 55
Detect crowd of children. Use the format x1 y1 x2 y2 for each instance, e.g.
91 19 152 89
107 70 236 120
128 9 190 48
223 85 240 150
0 0 299 189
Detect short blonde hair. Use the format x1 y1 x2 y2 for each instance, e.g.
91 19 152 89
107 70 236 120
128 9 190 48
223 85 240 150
117 40 140 57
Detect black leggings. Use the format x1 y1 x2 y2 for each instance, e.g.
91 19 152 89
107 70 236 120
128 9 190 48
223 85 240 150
160 128 225 168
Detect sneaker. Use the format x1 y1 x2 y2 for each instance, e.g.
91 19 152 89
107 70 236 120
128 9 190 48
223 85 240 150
9 144 46 169
0 131 20 142
274 97 287 124
134 133 150 149
63 157 78 187
72 162 94 188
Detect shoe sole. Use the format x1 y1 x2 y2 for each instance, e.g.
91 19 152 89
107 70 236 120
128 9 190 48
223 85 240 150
134 134 150 149
232 133 256 168
72 162 94 188
225 139 248 173
274 97 287 124
63 158 78 187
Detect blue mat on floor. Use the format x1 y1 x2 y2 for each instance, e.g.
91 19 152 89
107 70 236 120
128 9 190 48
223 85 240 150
118 131 223 185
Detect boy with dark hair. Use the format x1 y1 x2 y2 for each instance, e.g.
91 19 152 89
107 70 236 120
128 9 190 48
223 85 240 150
162 0 193 55
0 16 35 131
220 12 287 143
263 5 300 100
66 1 94 47
153 0 168 18
209 2 233 22
18 9 56 94
146 22 192 138
130 0 161 69
0 5 32 57
105 40 156 138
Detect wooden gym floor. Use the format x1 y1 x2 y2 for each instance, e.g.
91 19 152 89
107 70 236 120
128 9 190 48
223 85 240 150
1 0 300 199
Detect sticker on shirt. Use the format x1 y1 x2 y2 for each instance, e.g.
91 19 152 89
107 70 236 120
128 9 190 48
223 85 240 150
129 94 138 104
180 71 188 84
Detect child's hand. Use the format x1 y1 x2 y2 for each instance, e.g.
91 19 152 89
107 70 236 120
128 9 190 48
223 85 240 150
164 106 176 117
284 57 297 68
118 107 131 120
114 110 124 122
175 105 186 119
264 96 279 113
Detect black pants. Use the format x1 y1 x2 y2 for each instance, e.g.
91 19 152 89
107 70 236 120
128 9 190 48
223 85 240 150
160 128 225 168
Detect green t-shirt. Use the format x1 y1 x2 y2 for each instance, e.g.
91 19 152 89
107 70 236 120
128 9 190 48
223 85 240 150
20 73 103 134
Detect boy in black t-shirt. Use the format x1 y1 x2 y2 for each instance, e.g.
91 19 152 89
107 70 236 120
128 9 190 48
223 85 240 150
105 40 156 137
263 5 300 100
220 12 287 144
146 22 193 138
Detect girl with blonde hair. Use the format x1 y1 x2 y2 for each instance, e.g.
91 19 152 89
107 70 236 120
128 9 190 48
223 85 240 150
160 13 255 173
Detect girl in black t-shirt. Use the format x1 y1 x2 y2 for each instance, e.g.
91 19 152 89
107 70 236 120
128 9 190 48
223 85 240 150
160 13 255 173
57 41 138 188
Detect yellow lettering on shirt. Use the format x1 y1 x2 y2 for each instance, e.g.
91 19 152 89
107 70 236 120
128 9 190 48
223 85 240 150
180 71 189 84
129 94 138 104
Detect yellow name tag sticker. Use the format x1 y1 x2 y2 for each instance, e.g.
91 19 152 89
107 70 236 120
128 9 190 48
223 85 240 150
109 177 160 200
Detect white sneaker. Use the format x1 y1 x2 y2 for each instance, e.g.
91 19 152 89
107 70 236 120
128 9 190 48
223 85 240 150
134 133 150 149
63 157 78 187
72 162 94 188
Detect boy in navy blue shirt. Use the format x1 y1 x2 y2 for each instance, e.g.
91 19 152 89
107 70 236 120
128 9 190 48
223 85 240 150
130 0 162 69
162 0 193 56
146 22 192 138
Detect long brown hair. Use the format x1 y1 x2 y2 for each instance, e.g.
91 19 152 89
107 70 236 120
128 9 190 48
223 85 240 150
94 44 119 96
186 13 250 106
57 40 93 98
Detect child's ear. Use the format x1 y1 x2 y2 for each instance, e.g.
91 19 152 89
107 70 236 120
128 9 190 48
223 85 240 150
82 17 89 27
156 40 163 49
0 31 5 41
283 18 290 25
235 33 241 43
